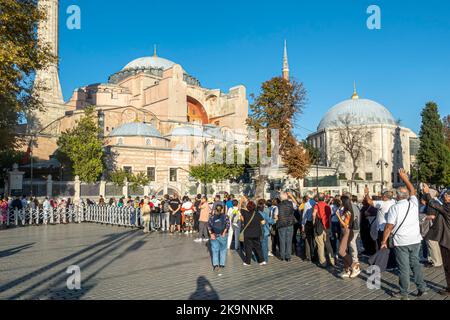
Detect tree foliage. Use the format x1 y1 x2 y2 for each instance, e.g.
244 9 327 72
417 102 450 185
189 146 245 183
56 107 105 183
0 0 53 151
109 169 151 192
246 77 310 196
443 114 450 150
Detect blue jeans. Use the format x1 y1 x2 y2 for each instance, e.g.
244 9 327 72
278 226 294 260
211 235 228 267
394 243 427 296
261 235 269 262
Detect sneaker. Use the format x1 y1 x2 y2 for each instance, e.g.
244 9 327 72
340 270 352 279
213 265 219 272
268 252 274 257
189 230 193 234
243 262 250 266
417 290 429 297
259 261 267 266
350 267 361 278
391 292 409 300
202 238 209 242
184 231 189 235
194 238 202 243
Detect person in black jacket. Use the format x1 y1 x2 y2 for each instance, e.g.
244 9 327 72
423 185 450 296
277 192 296 262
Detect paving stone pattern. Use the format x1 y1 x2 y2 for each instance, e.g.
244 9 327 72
0 224 448 300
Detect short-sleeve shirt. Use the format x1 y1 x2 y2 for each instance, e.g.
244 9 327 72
241 209 264 238
386 196 422 246
169 198 181 214
182 201 194 215
373 199 396 231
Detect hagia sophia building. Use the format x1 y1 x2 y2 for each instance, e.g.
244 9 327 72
20 0 419 197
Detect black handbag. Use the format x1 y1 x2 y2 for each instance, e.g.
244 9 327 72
388 202 411 249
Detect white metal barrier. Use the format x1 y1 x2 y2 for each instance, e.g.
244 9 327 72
0 205 142 229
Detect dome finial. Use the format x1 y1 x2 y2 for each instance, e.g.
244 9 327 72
352 81 359 100
153 44 157 57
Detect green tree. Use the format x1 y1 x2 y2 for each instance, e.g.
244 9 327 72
109 169 129 187
246 77 309 197
129 172 150 193
417 102 450 185
56 107 105 183
0 0 53 153
443 115 450 150
189 146 245 184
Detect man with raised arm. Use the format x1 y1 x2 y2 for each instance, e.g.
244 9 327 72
381 169 428 300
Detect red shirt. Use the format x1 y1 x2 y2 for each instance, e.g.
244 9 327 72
314 202 331 230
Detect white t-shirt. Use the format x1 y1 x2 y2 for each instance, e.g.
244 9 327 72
373 199 396 231
182 201 194 215
386 196 422 247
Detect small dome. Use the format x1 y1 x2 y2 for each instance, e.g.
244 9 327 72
166 126 212 138
109 122 162 138
317 98 397 131
122 56 178 71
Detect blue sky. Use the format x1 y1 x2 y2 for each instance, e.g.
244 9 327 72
58 0 450 139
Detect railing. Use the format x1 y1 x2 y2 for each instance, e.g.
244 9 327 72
0 205 142 229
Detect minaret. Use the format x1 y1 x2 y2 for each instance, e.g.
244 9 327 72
282 40 290 81
351 81 359 100
33 0 65 131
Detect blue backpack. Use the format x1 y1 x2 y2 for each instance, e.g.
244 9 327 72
211 215 226 235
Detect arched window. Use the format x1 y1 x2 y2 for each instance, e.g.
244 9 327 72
146 138 152 146
117 137 124 145
366 150 372 162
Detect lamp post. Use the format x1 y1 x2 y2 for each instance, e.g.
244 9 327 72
202 139 215 196
376 159 389 191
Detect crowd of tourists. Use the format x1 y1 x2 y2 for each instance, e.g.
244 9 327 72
1 168 449 299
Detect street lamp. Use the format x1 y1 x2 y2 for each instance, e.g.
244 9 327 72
376 159 389 191
202 139 215 196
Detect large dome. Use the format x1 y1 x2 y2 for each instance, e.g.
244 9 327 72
122 56 177 71
317 98 397 131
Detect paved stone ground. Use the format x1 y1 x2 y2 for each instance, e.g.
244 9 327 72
0 223 448 300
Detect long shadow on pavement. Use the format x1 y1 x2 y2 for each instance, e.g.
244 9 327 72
0 228 138 297
0 243 35 258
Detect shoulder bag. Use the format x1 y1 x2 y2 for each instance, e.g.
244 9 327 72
239 211 255 242
388 202 411 249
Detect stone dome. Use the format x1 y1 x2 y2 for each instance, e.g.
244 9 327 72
317 98 397 131
122 56 178 71
109 122 162 138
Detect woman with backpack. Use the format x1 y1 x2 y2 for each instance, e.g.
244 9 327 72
226 199 241 250
208 204 230 273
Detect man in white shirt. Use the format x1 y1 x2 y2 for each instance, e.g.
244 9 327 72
381 169 428 300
